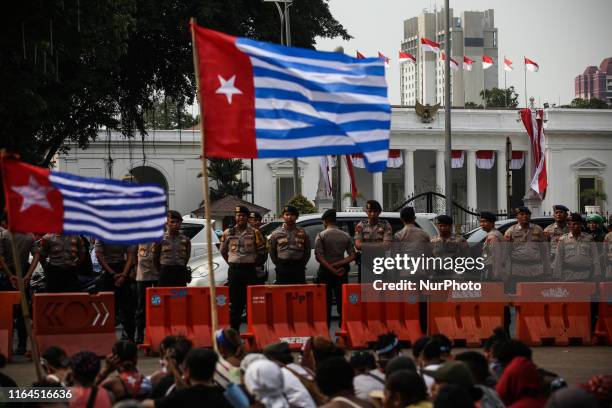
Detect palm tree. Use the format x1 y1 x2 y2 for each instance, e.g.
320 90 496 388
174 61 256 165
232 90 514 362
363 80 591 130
203 159 251 201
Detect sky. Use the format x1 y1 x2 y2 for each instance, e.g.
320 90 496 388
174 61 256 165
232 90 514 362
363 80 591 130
315 0 612 106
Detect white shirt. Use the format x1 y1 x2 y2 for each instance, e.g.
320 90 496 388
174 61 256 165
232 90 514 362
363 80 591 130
422 363 441 395
281 367 316 408
353 369 385 402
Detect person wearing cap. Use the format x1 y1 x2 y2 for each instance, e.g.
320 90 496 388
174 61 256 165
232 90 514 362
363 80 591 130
248 211 268 284
354 200 392 283
315 208 356 324
586 213 606 242
544 204 569 263
268 205 311 284
430 215 468 279
480 211 504 281
220 206 266 331
553 213 600 281
422 360 482 402
395 207 430 243
503 206 549 289
154 210 191 288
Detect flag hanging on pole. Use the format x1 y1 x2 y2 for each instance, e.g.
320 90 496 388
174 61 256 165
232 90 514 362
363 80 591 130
504 57 514 71
463 56 474 71
519 109 547 198
319 156 333 196
191 24 391 173
420 37 440 53
356 50 366 59
399 51 416 63
441 52 459 71
378 52 390 68
482 55 494 69
344 156 359 201
524 57 539 72
1 157 167 244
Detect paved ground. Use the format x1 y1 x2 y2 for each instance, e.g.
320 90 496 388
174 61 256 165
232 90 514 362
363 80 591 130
4 346 611 387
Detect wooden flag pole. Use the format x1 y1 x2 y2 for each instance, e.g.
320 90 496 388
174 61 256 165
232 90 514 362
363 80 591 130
190 18 219 351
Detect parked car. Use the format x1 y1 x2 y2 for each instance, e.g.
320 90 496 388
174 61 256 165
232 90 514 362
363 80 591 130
181 215 220 259
464 216 555 244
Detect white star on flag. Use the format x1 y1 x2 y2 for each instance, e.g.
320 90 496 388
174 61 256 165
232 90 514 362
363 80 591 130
216 75 242 104
11 176 54 212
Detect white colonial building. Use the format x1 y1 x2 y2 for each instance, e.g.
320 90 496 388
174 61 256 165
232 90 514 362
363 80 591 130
57 108 612 219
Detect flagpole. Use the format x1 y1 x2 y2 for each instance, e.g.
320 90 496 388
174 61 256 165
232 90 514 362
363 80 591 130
524 59 527 108
504 56 507 108
444 0 452 216
190 18 219 350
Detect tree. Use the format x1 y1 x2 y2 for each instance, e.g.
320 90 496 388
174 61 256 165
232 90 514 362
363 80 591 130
1 0 351 167
286 194 318 215
206 158 251 201
479 87 519 108
143 98 199 130
570 98 610 109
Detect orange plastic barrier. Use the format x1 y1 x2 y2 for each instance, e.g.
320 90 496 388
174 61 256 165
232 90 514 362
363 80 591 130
428 283 507 347
513 282 596 346
336 284 422 349
143 287 230 353
243 285 328 351
33 292 116 356
0 292 20 361
594 282 612 345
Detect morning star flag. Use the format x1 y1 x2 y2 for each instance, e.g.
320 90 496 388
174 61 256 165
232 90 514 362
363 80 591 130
463 56 474 71
398 51 416 63
192 24 391 172
525 57 539 72
482 55 494 69
504 57 514 71
420 37 440 53
1 158 167 244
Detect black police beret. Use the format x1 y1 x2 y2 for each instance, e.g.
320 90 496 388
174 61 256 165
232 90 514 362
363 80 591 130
235 206 250 215
249 211 262 220
516 206 531 215
436 214 453 225
283 205 299 216
322 208 336 220
365 200 382 212
400 206 415 220
480 211 496 222
568 212 583 223
553 204 569 212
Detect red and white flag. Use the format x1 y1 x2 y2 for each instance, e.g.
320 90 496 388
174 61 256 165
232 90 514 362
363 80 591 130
451 150 464 169
524 57 539 72
352 150 403 169
441 52 459 71
482 55 494 69
504 57 514 72
510 151 524 170
520 109 547 198
399 51 416 63
475 151 495 170
378 51 390 68
463 56 474 71
420 37 440 53
356 50 366 59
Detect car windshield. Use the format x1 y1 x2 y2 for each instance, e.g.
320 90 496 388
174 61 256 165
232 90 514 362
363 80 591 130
260 221 282 236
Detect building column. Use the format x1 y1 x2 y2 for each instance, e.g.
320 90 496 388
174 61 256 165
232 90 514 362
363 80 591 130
340 156 351 210
496 149 507 213
436 149 445 194
524 149 532 192
373 171 384 207
403 149 415 200
467 150 477 210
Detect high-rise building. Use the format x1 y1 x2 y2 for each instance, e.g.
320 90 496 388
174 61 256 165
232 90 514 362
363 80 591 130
400 8 498 107
575 58 612 105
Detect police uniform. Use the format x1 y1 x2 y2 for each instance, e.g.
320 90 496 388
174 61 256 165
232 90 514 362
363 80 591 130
354 201 392 283
35 234 86 292
544 205 569 262
269 206 310 284
315 209 355 323
481 212 504 280
503 208 548 281
604 231 612 279
156 233 191 287
394 222 431 278
554 232 600 281
135 242 159 343
249 212 268 285
430 215 469 279
220 206 266 330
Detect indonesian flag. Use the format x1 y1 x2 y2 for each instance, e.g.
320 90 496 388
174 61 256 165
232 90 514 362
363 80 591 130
356 50 366 59
525 57 539 72
420 37 440 53
451 150 464 169
344 155 359 200
482 55 494 69
441 52 459 71
352 149 403 169
475 151 495 170
399 51 416 63
520 109 547 198
378 51 390 68
319 156 333 196
504 57 514 72
510 151 525 170
463 56 474 71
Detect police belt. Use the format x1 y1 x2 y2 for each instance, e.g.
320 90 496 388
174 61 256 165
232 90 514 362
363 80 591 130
511 257 541 265
276 259 305 267
560 263 592 272
228 263 255 269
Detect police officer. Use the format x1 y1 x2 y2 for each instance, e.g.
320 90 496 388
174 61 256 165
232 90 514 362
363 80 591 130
355 200 392 283
315 209 355 324
544 204 569 263
553 213 600 281
248 211 268 284
504 206 549 290
30 234 87 292
480 211 504 280
220 206 266 331
95 239 136 341
430 215 469 279
268 205 310 284
604 228 612 279
586 214 606 242
134 241 159 344
155 210 191 287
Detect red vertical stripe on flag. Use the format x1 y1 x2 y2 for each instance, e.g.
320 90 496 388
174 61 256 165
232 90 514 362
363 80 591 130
344 155 359 200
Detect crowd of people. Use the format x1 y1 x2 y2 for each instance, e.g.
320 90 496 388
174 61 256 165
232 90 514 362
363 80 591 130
0 328 610 407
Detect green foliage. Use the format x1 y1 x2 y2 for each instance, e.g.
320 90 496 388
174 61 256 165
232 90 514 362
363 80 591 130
479 87 519 108
143 98 198 130
286 194 318 214
465 102 483 109
206 159 251 201
1 0 351 166
580 189 607 204
570 98 610 109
